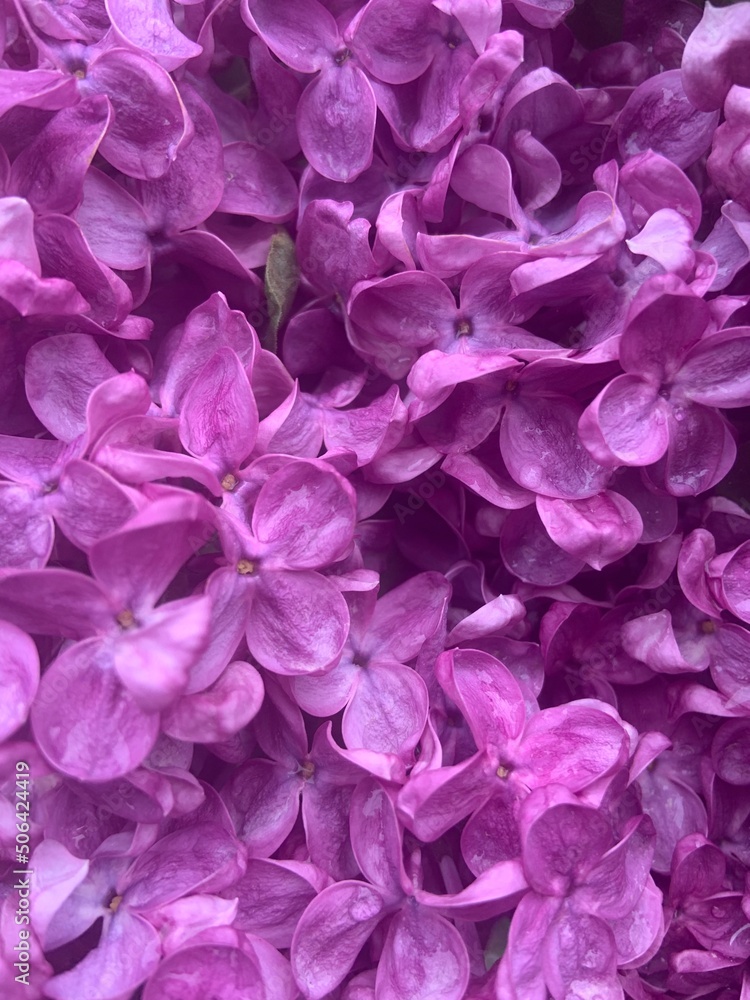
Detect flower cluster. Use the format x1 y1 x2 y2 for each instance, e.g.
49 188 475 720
1 0 750 998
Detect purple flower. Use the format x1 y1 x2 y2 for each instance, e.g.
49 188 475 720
579 274 750 495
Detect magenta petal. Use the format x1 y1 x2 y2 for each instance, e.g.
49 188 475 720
122 821 245 910
30 639 160 781
44 908 160 1000
77 168 150 270
0 620 39 741
142 941 254 1000
417 858 528 922
446 595 525 645
247 570 349 675
24 334 116 442
291 881 388 999
218 142 297 221
85 48 189 179
376 904 469 1000
627 209 696 277
350 777 406 900
620 150 703 234
442 452 534 510
10 96 110 214
52 460 138 550
105 0 202 71
500 505 586 587
221 759 301 857
297 198 378 298
711 719 750 785
655 403 736 498
397 751 496 842
33 214 135 332
616 69 719 168
516 704 629 791
461 791 523 876
253 460 356 569
435 648 526 751
579 375 669 467
114 595 211 711
502 393 611 499
677 329 750 408
0 484 55 569
682 1 750 111
609 878 664 966
536 491 643 570
0 196 41 274
302 778 360 880
291 658 359 717
179 347 258 475
350 272 456 364
137 82 224 232
522 797 612 895
0 69 77 119
542 906 619 1000
499 892 560 1000
229 858 324 948
297 64 376 183
163 660 264 744
451 145 523 221
0 568 110 637
576 814 656 919
242 0 338 73
365 571 450 663
343 662 428 757
351 0 439 84
89 494 213 611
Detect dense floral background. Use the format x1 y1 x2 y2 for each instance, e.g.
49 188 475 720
1 0 750 997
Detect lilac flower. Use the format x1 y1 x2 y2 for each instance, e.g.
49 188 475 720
499 786 663 1000
221 684 403 876
242 0 377 181
398 648 631 845
2 0 750 994
291 571 450 758
207 457 356 675
0 495 213 779
579 274 750 495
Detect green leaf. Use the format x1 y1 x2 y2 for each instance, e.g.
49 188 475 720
264 228 299 351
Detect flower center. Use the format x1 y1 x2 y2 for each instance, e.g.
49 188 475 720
236 559 256 576
334 48 351 66
455 319 472 337
109 894 123 913
116 610 136 630
221 473 238 492
496 765 510 779
300 760 315 780
701 620 717 634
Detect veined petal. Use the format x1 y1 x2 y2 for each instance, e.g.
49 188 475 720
297 64 376 183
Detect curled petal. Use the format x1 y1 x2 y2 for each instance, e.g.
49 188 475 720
536 491 643 571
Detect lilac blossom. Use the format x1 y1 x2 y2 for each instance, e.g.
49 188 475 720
1 0 750 997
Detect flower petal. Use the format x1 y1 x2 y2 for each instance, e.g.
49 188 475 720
291 881 388 999
376 905 470 1000
30 639 159 781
